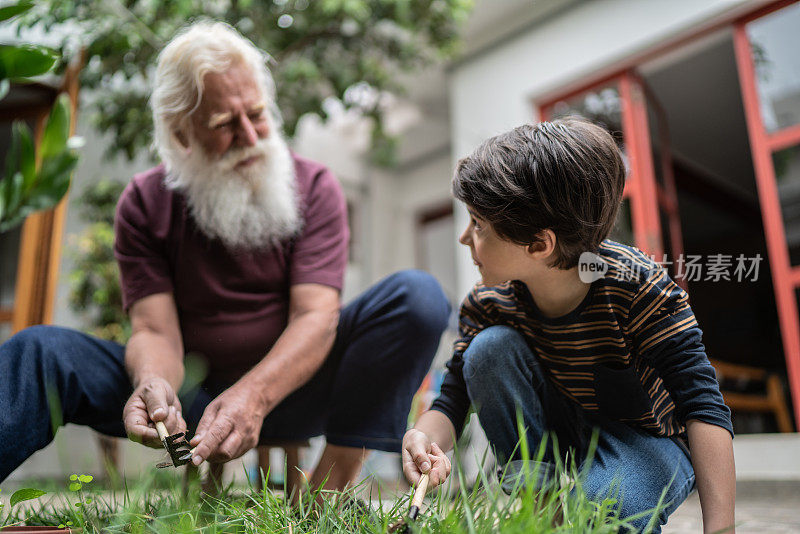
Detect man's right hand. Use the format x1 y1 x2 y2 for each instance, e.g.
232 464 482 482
402 428 451 489
123 377 187 448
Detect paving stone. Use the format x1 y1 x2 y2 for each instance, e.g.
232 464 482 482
664 481 800 533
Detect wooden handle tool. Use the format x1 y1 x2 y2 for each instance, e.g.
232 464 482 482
155 421 169 441
408 472 430 521
388 472 431 533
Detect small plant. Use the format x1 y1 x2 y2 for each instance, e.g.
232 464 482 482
60 473 95 531
0 486 48 527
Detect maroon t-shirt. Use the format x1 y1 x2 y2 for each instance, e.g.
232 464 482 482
114 154 349 382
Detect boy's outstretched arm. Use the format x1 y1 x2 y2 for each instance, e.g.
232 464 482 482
687 419 736 534
402 410 457 487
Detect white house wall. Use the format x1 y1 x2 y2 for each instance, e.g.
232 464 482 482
367 153 455 282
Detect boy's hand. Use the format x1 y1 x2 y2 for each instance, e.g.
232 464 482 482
402 428 451 488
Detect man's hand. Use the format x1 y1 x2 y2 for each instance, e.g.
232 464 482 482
123 376 186 447
402 428 451 488
189 380 267 464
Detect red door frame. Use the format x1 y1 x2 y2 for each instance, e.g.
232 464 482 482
733 0 800 428
536 0 800 428
619 72 664 259
641 78 686 289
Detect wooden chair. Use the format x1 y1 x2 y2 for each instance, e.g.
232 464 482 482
709 359 794 433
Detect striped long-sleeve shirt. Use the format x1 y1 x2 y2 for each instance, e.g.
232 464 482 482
430 240 733 446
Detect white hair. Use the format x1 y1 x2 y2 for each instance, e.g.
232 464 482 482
151 21 279 170
163 133 302 249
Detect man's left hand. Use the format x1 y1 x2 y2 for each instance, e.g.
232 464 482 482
188 380 267 464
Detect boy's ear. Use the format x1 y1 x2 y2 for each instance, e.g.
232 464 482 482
526 229 557 260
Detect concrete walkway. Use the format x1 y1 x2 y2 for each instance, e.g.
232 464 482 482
664 481 800 533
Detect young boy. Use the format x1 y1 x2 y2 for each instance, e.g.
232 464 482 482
402 118 735 533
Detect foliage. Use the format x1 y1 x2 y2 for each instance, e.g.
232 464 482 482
67 179 130 344
0 486 48 526
0 96 80 232
0 434 666 533
0 468 656 534
16 0 473 164
0 0 79 233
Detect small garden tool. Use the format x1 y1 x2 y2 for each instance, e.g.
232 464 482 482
154 421 194 468
388 472 429 533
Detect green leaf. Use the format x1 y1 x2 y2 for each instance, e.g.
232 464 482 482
0 44 58 80
9 488 47 507
78 474 93 483
14 121 35 190
0 180 8 223
39 95 71 161
4 118 21 184
68 482 82 492
34 151 78 207
0 213 28 233
5 171 24 215
0 0 35 23
69 474 78 481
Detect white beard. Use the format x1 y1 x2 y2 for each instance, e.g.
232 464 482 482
164 134 302 250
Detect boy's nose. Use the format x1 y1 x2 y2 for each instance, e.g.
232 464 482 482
458 226 471 246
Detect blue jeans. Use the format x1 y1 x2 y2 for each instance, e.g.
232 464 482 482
0 270 451 482
463 326 695 533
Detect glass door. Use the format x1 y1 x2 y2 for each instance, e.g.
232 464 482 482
734 0 800 428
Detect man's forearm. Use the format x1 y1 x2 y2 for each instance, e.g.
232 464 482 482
125 329 185 390
238 308 339 414
687 419 736 534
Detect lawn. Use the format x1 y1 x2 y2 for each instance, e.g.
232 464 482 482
1 441 665 533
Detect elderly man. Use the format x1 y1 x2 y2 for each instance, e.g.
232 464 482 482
0 22 450 488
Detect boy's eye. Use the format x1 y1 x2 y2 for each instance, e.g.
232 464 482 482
471 218 481 229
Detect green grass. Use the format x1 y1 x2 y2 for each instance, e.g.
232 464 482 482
0 438 667 533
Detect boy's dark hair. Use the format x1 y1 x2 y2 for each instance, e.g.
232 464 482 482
452 117 626 269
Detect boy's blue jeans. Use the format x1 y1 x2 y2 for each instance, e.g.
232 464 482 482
0 270 451 482
462 326 696 533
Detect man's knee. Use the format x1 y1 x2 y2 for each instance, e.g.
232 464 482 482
386 269 451 336
463 325 528 388
1 325 102 384
2 325 60 361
